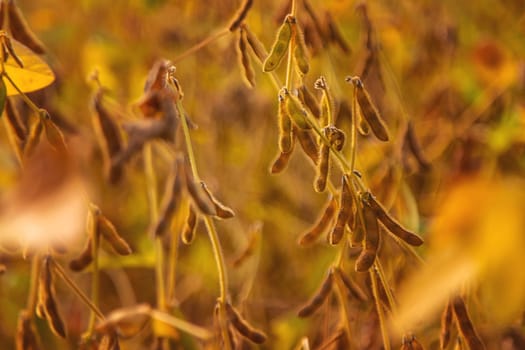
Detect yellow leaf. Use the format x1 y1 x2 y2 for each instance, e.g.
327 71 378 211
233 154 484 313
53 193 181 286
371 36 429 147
2 38 55 96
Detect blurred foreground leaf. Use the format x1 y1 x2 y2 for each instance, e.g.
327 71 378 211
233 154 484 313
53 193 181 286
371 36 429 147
393 176 525 333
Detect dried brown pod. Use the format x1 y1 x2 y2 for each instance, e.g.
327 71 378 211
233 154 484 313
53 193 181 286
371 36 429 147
325 125 346 151
270 148 294 174
325 12 351 54
364 192 424 246
5 98 26 142
441 300 453 350
69 237 93 271
452 296 486 350
37 256 66 338
334 268 368 302
358 113 370 136
314 76 333 126
313 127 330 192
285 89 311 130
243 24 267 63
184 166 215 216
200 182 235 219
278 92 293 153
406 121 431 171
356 3 376 78
350 224 364 247
181 204 197 245
228 0 253 31
298 84 321 119
346 76 389 142
222 325 237 350
115 71 180 168
319 94 330 127
329 175 353 245
92 91 122 156
225 302 267 344
232 222 261 267
136 60 169 118
115 102 179 168
292 19 309 75
236 27 255 88
41 111 67 154
355 197 380 272
16 310 41 350
401 335 424 350
98 215 132 256
7 0 46 54
263 15 292 72
298 269 333 317
92 89 124 183
0 264 6 274
298 196 337 246
152 158 184 237
97 333 120 350
302 0 327 42
295 127 318 164
23 116 43 157
301 17 324 55
151 337 169 350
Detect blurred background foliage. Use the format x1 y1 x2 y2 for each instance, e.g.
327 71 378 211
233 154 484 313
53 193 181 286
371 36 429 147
1 0 525 349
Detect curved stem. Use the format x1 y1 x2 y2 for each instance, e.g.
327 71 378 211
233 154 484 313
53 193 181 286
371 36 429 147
203 217 228 301
176 101 229 301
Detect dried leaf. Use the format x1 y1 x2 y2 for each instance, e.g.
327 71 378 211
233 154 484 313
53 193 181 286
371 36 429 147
2 38 54 96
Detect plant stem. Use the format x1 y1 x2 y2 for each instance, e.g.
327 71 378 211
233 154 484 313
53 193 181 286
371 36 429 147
350 85 358 171
2 73 41 114
176 100 228 301
86 218 100 336
25 254 41 319
150 310 213 340
51 259 105 320
284 0 297 91
176 99 232 350
167 199 185 307
173 29 229 63
333 272 354 349
370 269 391 350
2 1 9 34
143 144 168 312
374 260 397 314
